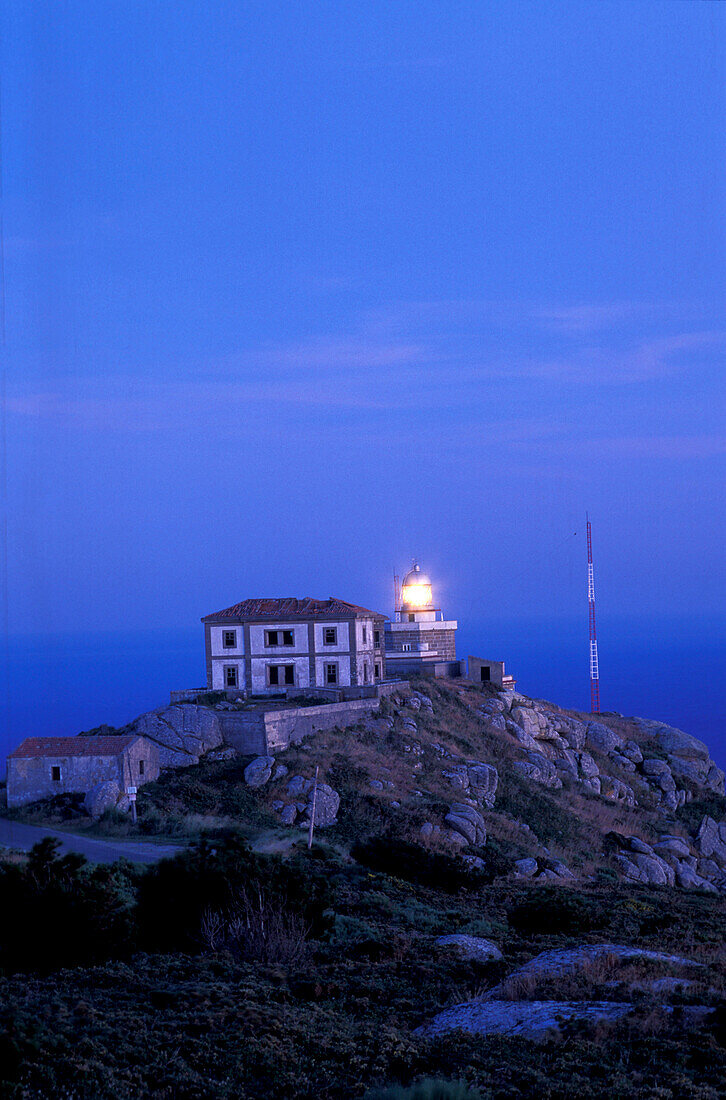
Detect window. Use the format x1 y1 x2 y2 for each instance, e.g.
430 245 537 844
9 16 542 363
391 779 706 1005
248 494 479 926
374 663 381 679
222 630 237 648
139 759 145 776
282 630 294 646
362 625 367 643
363 664 369 683
323 627 337 645
224 665 238 688
326 663 338 685
401 644 411 652
265 629 294 647
480 666 491 682
408 613 415 622
51 766 61 782
265 630 279 647
374 630 380 647
268 665 295 686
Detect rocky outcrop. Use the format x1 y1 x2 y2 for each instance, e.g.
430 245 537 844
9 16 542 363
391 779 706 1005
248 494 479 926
486 943 702 992
129 704 223 767
419 1000 714 1039
244 756 275 788
445 803 487 846
434 935 503 962
83 780 122 818
443 760 498 808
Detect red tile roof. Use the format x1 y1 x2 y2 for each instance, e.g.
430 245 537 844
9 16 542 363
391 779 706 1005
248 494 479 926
8 735 140 759
202 596 387 622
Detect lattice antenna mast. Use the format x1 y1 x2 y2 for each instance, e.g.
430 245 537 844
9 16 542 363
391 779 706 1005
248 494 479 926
586 515 600 714
393 572 401 621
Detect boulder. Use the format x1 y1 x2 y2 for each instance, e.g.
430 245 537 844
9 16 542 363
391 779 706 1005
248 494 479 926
286 775 310 798
272 764 288 780
599 775 636 807
419 1000 712 1040
302 782 340 827
695 816 726 863
244 756 275 788
654 835 691 860
420 822 439 839
514 857 539 877
442 765 470 791
577 751 600 778
622 740 643 764
83 780 121 818
280 804 298 826
586 722 624 755
653 724 711 761
130 704 223 767
444 803 486 846
434 934 503 963
487 943 702 988
512 752 562 790
675 863 719 893
467 762 498 808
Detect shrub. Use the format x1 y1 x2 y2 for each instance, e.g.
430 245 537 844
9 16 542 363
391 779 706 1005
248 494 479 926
507 888 608 936
351 836 486 893
676 793 726 834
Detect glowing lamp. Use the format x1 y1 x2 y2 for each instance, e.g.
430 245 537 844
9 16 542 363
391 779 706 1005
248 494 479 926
400 563 433 610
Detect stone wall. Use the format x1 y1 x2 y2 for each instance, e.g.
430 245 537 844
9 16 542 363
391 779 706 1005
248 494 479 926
221 698 382 755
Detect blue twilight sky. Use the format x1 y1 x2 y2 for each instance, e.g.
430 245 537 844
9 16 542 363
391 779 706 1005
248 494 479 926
1 3 725 720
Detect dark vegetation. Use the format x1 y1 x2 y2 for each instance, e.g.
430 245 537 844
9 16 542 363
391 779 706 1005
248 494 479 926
0 834 724 1098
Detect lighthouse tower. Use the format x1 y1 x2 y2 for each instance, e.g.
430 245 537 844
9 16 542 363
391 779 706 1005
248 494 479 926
384 562 459 677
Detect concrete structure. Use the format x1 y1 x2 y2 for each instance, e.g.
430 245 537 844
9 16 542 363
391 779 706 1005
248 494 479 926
202 597 387 696
385 563 459 677
6 735 159 809
216 696 388 755
466 655 516 689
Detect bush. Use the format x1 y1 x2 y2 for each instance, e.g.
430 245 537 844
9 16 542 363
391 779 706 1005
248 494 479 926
507 888 608 936
351 836 486 893
676 793 726 834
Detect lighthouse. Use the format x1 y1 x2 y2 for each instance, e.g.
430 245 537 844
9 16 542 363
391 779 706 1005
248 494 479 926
384 562 459 677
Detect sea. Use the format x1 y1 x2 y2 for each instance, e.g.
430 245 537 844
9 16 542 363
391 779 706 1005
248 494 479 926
2 614 725 775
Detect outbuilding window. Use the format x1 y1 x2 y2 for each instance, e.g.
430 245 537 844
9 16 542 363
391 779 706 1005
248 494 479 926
323 627 337 645
222 630 237 648
51 766 61 782
139 759 145 776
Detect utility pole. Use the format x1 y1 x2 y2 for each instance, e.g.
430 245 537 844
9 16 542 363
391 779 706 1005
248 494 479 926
586 515 601 714
307 765 319 850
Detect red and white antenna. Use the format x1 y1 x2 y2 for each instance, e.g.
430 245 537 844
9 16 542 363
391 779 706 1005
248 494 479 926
586 514 600 713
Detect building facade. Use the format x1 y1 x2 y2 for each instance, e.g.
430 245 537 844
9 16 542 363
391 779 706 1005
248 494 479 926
384 563 460 677
6 734 159 809
202 597 387 696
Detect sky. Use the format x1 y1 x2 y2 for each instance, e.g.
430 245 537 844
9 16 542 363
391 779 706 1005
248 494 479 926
1 2 725 738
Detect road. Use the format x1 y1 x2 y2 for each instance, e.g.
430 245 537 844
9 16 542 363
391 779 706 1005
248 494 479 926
0 817 184 864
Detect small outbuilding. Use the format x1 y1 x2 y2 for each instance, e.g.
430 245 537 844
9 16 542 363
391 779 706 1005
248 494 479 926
6 734 159 809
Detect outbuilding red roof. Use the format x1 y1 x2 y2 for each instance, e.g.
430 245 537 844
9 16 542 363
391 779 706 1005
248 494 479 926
8 735 140 759
202 596 387 622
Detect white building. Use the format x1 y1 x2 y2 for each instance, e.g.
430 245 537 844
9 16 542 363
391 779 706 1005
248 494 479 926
202 597 387 696
384 563 460 677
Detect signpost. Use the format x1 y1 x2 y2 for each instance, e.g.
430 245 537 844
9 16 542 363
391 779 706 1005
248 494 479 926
127 786 137 824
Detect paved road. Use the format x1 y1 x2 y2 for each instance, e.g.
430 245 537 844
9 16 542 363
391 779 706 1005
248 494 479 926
0 817 184 864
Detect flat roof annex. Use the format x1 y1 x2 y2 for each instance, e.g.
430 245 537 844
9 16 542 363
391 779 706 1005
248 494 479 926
8 735 142 760
202 596 387 624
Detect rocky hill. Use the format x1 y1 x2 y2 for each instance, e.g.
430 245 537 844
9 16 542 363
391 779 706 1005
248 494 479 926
4 678 726 1098
79 677 726 895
